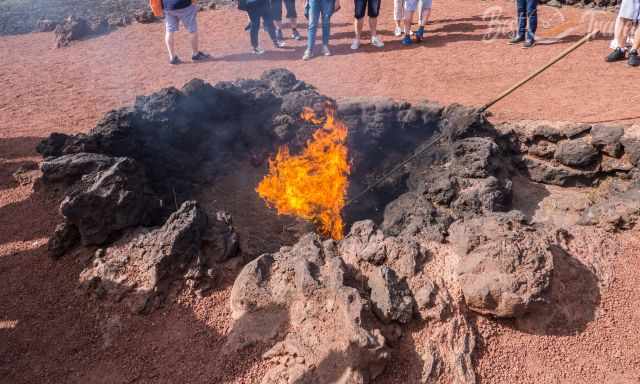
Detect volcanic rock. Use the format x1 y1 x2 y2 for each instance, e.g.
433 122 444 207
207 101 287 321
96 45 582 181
621 126 640 166
36 132 71 157
528 140 557 159
579 186 640 230
591 124 623 158
554 138 599 168
201 211 239 264
41 153 116 184
449 211 555 317
60 157 159 245
522 155 598 186
79 200 208 313
54 16 91 47
36 19 58 32
133 9 157 23
368 266 415 324
229 234 389 383
48 222 80 258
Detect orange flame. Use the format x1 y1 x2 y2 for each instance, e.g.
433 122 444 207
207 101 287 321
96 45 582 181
257 107 350 240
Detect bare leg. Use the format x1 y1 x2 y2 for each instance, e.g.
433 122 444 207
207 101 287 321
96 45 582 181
165 31 176 59
289 17 297 30
190 31 199 56
355 18 363 39
404 11 414 34
420 8 431 27
633 25 640 50
616 18 632 49
369 17 378 37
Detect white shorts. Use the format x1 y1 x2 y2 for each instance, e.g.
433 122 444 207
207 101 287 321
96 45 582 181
618 0 640 21
404 0 431 12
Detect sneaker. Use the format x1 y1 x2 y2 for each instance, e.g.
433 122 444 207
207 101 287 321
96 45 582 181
415 26 424 42
606 47 627 62
292 29 302 40
302 49 312 60
322 45 331 56
351 39 360 50
629 49 640 67
169 56 181 65
274 39 286 48
276 28 284 41
394 26 403 37
508 35 525 45
401 35 412 45
191 51 210 61
523 39 535 48
371 35 384 48
253 47 265 55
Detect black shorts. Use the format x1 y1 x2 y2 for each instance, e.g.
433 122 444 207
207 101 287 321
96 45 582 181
354 0 380 18
270 0 297 21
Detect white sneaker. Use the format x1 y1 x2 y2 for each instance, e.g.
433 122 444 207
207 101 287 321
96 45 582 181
322 45 331 56
253 47 265 55
394 26 402 37
302 49 312 60
350 39 360 50
371 36 384 48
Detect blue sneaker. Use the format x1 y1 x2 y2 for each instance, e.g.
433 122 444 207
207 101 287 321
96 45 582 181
415 27 424 42
402 35 412 45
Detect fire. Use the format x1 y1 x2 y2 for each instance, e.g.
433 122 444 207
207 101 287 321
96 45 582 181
257 106 350 240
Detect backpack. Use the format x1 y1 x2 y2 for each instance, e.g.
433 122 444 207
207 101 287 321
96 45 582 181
150 0 197 16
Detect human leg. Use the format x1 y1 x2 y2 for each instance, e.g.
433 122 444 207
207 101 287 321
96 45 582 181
526 0 538 42
306 0 321 54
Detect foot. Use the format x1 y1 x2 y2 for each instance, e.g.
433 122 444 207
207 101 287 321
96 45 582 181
322 45 331 56
274 39 286 48
606 47 627 62
522 39 535 48
302 49 312 60
351 39 360 50
415 26 424 42
292 29 302 40
191 51 210 61
629 49 640 67
508 35 525 45
371 35 384 48
401 34 412 45
253 47 265 55
276 28 284 41
394 26 403 37
169 56 181 65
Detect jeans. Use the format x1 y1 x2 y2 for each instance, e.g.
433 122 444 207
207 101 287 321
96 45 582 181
247 0 277 48
516 0 538 41
307 0 333 51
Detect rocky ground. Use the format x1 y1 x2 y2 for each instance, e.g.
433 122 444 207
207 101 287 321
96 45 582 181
2 0 640 383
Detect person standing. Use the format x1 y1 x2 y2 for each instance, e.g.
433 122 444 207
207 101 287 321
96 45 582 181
605 0 640 67
509 0 538 48
401 0 432 45
271 0 302 41
239 0 286 54
351 0 384 49
162 0 210 64
303 0 339 59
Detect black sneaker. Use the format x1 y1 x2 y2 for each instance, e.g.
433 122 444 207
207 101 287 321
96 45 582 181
523 39 535 48
628 49 639 67
292 28 301 40
191 51 210 61
606 47 626 62
169 56 181 65
276 28 284 42
509 35 525 44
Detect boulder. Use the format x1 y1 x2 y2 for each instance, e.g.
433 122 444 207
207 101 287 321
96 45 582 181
554 138 599 168
579 186 640 230
229 234 389 383
60 157 158 245
368 266 415 324
54 16 91 48
522 155 597 186
79 200 208 313
41 153 116 184
450 211 554 317
591 124 623 158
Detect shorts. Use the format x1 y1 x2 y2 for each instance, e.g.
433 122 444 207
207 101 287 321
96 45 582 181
354 0 381 19
404 0 431 12
271 0 297 21
618 0 640 21
165 4 198 33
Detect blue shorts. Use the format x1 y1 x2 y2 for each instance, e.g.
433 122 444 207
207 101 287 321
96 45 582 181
165 4 198 33
404 0 431 12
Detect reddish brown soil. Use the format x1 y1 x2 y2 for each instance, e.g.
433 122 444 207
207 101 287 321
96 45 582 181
2 0 640 382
